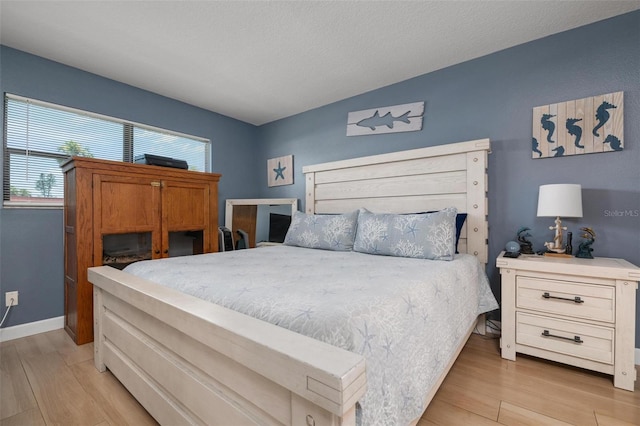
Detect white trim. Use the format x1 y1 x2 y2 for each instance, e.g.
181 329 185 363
0 316 64 342
2 201 63 209
636 348 640 366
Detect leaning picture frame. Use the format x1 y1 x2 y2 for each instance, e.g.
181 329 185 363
267 155 293 187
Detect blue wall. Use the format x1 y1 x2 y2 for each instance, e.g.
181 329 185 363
0 46 259 327
1 11 639 348
257 12 640 344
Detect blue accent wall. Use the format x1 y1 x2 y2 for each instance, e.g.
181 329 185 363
1 11 639 348
256 12 640 344
0 46 259 327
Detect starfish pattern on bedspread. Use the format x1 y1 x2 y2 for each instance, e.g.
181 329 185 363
124 246 498 425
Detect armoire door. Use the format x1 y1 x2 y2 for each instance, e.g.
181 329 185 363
161 180 211 256
92 174 162 268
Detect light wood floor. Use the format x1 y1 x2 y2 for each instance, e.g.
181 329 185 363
1 330 638 425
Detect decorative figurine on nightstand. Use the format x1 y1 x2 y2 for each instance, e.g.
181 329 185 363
505 241 520 253
504 241 521 258
565 231 573 255
576 227 596 259
517 227 535 254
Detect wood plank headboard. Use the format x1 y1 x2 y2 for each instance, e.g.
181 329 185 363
302 139 490 265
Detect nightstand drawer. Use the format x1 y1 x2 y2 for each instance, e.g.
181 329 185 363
517 312 614 365
516 276 615 323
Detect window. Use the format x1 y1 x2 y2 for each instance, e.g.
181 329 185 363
3 94 211 207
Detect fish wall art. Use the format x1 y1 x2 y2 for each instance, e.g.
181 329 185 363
532 91 623 159
267 155 293 187
347 101 424 136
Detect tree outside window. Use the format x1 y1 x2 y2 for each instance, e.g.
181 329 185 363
10 186 32 197
35 173 56 197
58 140 94 161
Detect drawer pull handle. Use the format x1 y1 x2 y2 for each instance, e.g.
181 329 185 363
542 292 584 304
542 329 583 344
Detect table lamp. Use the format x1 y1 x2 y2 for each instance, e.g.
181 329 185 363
537 184 583 253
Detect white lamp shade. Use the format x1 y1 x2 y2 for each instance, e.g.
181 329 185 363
537 184 583 218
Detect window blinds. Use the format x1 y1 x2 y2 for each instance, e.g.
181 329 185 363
3 94 210 206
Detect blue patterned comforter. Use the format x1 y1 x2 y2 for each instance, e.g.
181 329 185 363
124 245 498 425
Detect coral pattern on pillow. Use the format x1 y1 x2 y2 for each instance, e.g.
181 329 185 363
284 210 358 251
354 207 457 260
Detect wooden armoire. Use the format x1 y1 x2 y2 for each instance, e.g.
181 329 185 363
63 157 221 344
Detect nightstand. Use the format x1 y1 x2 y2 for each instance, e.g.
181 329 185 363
497 252 639 391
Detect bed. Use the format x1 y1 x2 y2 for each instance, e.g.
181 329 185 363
88 138 495 425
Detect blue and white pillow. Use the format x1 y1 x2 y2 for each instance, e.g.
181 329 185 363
426 211 467 254
353 207 457 260
283 210 358 251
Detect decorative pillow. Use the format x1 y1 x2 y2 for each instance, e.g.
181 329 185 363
453 213 467 254
426 211 467 254
353 207 458 260
283 210 358 251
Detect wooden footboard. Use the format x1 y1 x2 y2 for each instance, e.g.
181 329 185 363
89 266 366 426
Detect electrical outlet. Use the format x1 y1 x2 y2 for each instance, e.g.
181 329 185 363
5 291 18 307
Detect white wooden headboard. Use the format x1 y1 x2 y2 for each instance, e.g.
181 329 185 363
302 139 490 265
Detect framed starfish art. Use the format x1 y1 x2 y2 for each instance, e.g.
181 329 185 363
267 155 293 187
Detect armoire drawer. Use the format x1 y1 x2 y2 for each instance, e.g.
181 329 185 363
516 312 614 365
516 276 614 323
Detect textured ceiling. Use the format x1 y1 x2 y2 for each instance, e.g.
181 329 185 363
1 1 639 125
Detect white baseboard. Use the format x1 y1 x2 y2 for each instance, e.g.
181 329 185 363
0 316 64 342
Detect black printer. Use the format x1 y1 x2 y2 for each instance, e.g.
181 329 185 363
134 154 188 170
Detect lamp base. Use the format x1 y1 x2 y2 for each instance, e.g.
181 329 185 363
544 252 573 258
543 242 566 253
543 216 568 254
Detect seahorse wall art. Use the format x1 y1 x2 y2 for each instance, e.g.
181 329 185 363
346 101 425 136
532 91 623 159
